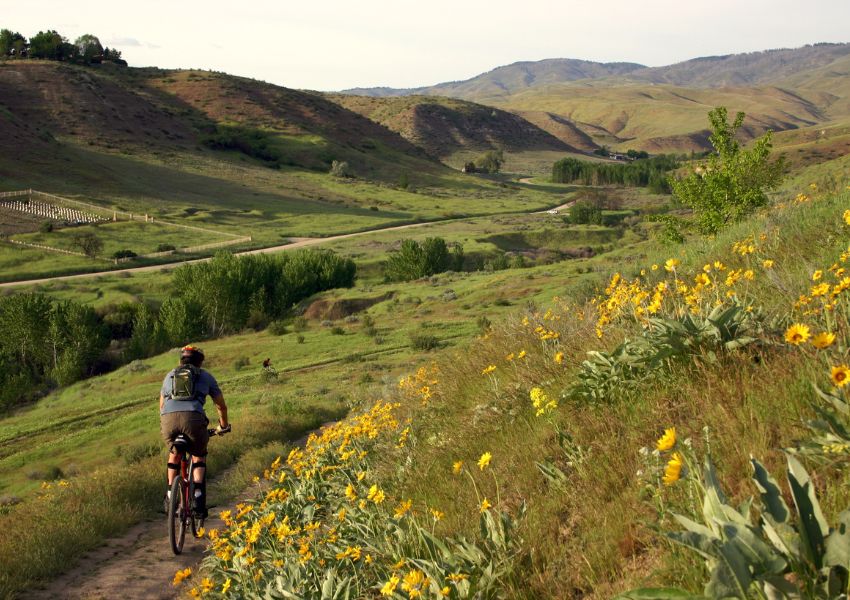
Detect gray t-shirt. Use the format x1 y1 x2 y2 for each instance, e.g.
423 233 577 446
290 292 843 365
160 367 221 415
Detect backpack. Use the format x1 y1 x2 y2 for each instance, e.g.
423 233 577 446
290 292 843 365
171 365 200 402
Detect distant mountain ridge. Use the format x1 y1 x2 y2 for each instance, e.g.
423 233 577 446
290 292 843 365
343 43 850 100
343 59 646 99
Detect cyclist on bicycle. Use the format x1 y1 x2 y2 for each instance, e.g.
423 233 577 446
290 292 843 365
159 345 229 519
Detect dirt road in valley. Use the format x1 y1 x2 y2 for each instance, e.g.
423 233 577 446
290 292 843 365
0 192 572 288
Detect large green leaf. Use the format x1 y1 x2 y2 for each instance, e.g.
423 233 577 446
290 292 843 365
786 456 828 569
825 509 850 572
720 522 787 575
706 539 754 599
751 458 789 524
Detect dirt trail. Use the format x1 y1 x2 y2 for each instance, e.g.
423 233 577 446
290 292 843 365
30 513 220 599
30 425 331 600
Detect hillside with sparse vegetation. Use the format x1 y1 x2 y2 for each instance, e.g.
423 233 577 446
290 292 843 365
2 36 850 600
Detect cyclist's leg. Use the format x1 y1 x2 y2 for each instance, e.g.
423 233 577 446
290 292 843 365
186 413 210 516
160 414 182 510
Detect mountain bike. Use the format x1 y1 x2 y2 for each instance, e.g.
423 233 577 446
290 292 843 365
167 425 231 555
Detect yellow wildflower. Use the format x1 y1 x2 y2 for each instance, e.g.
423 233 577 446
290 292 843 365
480 498 492 512
345 483 357 501
401 570 429 598
452 460 463 474
554 351 564 364
393 499 413 519
664 258 680 272
662 453 684 486
832 365 850 388
784 323 811 345
381 574 400 596
518 350 527 359
813 270 823 281
481 365 496 375
430 508 445 521
656 428 676 452
173 567 192 586
478 452 492 470
811 332 836 349
844 209 850 226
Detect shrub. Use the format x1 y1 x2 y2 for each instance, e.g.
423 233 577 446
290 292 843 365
38 221 53 233
330 160 352 178
112 249 137 260
233 356 250 371
409 332 440 351
267 321 288 335
330 326 345 335
292 316 308 332
155 243 176 252
296 334 305 344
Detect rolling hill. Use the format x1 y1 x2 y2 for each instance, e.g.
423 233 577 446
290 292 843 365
327 94 574 157
342 43 850 153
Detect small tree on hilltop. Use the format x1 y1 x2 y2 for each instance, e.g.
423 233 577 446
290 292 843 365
669 106 785 235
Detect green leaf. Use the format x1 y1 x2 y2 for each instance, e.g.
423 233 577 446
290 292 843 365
751 458 789 524
705 539 754 599
825 509 850 572
786 455 828 569
719 522 787 575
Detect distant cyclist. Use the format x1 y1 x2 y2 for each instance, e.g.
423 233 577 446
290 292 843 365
159 345 229 519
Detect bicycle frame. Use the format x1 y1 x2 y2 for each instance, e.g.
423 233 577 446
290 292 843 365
168 426 230 555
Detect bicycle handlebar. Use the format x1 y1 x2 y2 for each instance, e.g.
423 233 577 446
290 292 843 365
208 424 232 436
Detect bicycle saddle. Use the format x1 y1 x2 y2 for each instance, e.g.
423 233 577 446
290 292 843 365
172 434 191 452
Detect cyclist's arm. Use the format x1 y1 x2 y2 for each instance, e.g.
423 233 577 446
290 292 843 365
211 392 228 428
159 393 165 412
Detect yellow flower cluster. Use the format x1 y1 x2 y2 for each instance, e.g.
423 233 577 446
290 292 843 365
530 387 558 417
398 364 439 406
792 251 850 315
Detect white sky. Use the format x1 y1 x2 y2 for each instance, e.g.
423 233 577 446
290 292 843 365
7 0 850 91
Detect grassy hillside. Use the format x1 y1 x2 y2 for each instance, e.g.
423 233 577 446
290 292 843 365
175 160 850 599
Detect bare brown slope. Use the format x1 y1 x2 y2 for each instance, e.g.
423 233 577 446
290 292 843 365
0 62 433 168
0 62 196 151
147 71 428 158
513 111 599 152
328 94 571 157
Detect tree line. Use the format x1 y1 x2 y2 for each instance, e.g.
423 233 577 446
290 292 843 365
552 155 679 193
0 28 125 65
0 250 356 409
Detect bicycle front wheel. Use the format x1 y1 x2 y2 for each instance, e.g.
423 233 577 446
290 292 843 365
168 477 186 554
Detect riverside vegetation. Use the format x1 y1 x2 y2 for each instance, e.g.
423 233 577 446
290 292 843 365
2 103 850 600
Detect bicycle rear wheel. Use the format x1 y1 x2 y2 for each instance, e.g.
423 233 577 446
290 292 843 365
190 480 203 537
168 477 186 554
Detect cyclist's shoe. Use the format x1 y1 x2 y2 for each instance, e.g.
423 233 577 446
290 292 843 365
193 496 208 520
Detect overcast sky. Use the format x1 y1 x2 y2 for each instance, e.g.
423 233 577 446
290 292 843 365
9 0 850 91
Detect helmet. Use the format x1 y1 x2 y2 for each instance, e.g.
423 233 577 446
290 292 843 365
180 344 205 362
